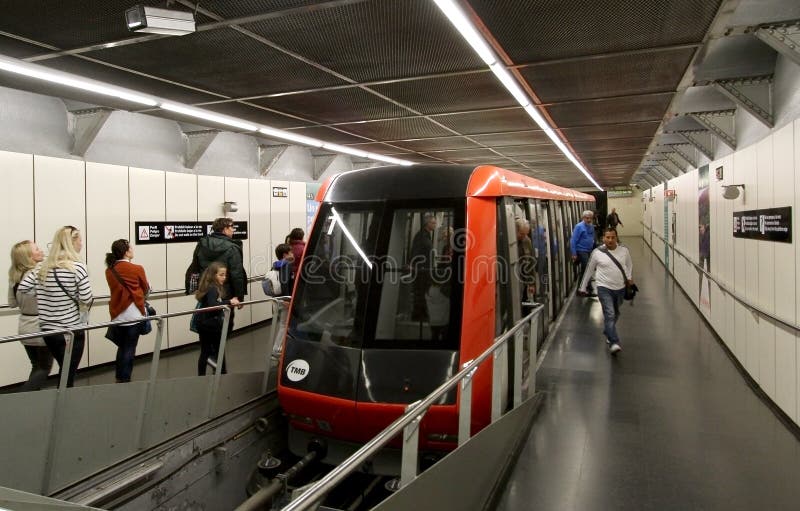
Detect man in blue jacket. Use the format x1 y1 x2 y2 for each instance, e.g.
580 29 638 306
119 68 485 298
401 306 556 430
571 210 596 296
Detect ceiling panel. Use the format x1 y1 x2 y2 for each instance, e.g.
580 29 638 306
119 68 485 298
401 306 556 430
371 71 516 115
0 35 47 59
202 101 312 129
559 122 660 141
470 0 721 62
496 144 565 157
431 108 535 135
392 137 483 152
547 93 674 127
470 131 548 146
250 88 411 124
520 47 695 103
241 0 484 82
318 118 453 141
84 29 347 97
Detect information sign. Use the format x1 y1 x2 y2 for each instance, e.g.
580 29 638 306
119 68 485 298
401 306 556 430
732 207 791 243
135 221 249 245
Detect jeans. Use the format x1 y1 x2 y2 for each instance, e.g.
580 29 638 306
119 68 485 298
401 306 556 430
197 326 228 376
20 345 54 391
577 251 593 292
113 325 141 382
597 286 626 344
43 331 86 388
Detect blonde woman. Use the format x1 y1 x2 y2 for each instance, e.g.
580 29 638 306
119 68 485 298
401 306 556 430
8 240 52 391
18 226 93 387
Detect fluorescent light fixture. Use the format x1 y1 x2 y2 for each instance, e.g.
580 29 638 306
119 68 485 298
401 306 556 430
490 63 529 107
331 207 373 269
258 126 324 148
125 5 196 36
432 0 497 65
322 142 369 158
0 56 158 107
160 103 257 131
369 154 414 166
432 0 603 191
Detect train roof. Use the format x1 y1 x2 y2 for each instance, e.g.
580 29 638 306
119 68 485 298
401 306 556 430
317 165 595 202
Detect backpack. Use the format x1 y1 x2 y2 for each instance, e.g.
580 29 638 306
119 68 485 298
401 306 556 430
185 250 201 295
262 268 282 297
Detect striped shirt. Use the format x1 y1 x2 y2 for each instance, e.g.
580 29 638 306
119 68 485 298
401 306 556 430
18 263 93 330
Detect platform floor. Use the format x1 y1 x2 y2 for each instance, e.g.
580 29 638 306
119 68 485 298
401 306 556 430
496 237 800 511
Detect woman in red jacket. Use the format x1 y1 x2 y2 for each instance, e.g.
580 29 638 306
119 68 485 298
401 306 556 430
105 239 150 383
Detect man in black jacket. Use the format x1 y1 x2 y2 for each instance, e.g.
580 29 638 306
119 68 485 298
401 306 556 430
195 217 247 302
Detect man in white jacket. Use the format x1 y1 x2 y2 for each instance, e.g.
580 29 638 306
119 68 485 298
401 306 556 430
579 228 634 355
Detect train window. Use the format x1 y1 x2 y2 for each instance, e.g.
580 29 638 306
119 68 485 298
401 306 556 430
288 204 380 348
373 208 459 349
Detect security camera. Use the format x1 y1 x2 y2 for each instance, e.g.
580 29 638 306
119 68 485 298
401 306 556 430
125 5 196 36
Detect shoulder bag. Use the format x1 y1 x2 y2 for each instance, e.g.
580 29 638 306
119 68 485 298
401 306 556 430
53 269 93 324
109 264 155 335
598 247 639 301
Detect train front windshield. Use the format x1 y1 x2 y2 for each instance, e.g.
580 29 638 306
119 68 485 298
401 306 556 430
288 202 463 353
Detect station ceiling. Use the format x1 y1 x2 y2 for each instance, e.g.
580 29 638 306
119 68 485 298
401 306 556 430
0 0 796 189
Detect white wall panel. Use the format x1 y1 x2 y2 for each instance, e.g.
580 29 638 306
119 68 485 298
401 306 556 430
0 151 35 386
248 179 272 323
129 167 167 357
166 172 197 348
85 162 129 366
270 180 292 250
34 155 88 371
225 177 251 328
289 181 307 236
775 327 797 423
756 138 776 398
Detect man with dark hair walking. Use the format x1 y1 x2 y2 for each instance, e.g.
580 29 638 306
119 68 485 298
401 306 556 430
606 208 624 229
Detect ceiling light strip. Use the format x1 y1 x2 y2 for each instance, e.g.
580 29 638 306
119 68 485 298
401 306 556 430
0 54 413 166
432 0 602 190
0 55 157 107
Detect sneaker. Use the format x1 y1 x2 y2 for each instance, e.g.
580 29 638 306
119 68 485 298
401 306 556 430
609 343 622 355
605 338 610 345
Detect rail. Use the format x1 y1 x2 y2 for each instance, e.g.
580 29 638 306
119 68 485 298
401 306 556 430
0 296 289 494
642 224 800 333
0 273 271 310
271 304 545 511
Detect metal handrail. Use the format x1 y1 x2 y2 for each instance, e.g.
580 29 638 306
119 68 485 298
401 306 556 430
642 224 800 333
278 304 544 511
0 273 271 310
19 295 290 494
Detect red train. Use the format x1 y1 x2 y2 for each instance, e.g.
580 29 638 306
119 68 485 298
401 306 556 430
277 164 594 465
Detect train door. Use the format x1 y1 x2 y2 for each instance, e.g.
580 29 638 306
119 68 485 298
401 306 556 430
528 199 551 341
543 201 562 316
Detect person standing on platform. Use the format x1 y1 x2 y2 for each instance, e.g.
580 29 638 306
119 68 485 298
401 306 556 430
18 226 93 387
515 218 535 302
105 239 150 383
195 262 239 375
194 217 246 331
8 240 52 391
579 228 634 355
285 228 305 276
272 243 295 296
570 210 596 296
410 213 436 323
606 208 624 230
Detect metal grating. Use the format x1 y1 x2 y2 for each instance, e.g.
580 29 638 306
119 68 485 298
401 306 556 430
559 121 660 141
422 148 504 160
391 137 483 152
250 87 411 124
85 29 347 98
496 145 565 157
371 71 517 115
470 0 721 62
332 117 454 141
520 47 696 103
203 101 313 129
470 131 549 146
345 142 414 154
547 93 673 127
0 35 47 59
41 56 222 105
571 137 654 152
198 0 324 19
289 125 371 144
241 0 484 82
431 108 535 135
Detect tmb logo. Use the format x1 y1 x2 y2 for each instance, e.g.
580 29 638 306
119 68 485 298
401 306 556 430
286 359 310 382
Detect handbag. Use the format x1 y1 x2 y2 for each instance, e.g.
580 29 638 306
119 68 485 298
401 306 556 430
189 301 202 333
185 250 201 295
598 247 639 301
110 263 155 335
53 269 92 324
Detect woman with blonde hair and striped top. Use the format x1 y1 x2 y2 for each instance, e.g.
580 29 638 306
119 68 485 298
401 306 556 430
8 240 52 391
18 226 93 387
